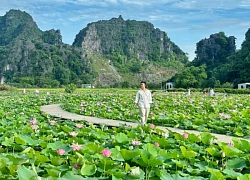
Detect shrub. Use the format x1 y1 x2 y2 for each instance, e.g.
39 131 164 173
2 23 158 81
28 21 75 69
65 84 77 93
167 88 250 94
0 85 17 91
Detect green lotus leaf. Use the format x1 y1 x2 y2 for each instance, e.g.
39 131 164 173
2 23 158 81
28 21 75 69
188 134 200 143
47 141 68 150
236 139 250 152
110 148 124 161
172 159 187 168
148 156 163 167
21 147 32 154
19 135 42 146
15 136 26 145
0 158 7 169
86 142 101 154
51 157 64 166
237 174 250 180
223 169 242 178
241 109 250 118
120 149 139 161
226 158 246 170
17 166 37 180
46 168 61 177
6 155 29 165
207 168 225 180
2 137 13 146
80 163 96 176
133 156 147 167
61 125 73 133
144 143 159 157
205 147 220 156
125 163 130 172
36 153 50 163
180 146 196 159
59 172 85 180
200 133 214 145
219 143 242 157
235 131 244 137
115 133 129 143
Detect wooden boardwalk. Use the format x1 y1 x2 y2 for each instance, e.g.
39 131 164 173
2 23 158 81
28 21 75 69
41 104 249 143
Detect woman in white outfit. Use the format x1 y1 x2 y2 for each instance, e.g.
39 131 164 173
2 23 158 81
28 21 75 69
134 81 152 125
209 88 215 96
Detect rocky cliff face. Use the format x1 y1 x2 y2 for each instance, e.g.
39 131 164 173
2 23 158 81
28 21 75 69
0 10 94 87
73 16 187 63
73 16 188 86
0 10 188 88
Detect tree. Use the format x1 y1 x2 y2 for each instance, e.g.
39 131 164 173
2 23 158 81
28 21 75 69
174 65 207 88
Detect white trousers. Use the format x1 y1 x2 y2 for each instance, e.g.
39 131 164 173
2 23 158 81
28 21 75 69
139 107 150 125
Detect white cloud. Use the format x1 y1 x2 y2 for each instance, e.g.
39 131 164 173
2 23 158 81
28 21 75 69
68 15 90 22
240 0 250 7
118 0 176 6
171 0 250 10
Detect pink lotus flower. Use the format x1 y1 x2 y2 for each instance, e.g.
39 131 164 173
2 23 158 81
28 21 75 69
30 118 38 125
102 149 111 157
70 143 82 151
219 113 231 119
73 163 80 169
75 123 83 128
162 132 169 138
31 125 39 130
183 133 188 139
57 148 65 155
48 120 57 125
149 124 155 129
131 140 142 146
69 132 78 137
228 142 234 147
154 142 159 147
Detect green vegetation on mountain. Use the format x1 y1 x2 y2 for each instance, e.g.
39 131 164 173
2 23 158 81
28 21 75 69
227 29 250 85
172 31 250 88
0 10 96 88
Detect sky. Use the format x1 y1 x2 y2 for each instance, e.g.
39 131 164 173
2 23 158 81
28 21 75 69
1 0 250 60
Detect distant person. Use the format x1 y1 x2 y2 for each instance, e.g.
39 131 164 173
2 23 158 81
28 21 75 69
209 88 215 96
187 88 191 96
23 88 26 94
35 89 39 95
134 81 152 125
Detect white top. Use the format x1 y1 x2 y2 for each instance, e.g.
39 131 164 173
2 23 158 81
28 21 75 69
134 89 152 108
209 89 215 96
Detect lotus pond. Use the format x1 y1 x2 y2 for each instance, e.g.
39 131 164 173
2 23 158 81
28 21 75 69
0 90 249 180
62 91 250 138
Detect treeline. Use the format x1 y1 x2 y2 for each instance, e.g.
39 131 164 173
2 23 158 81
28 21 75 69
172 31 250 88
